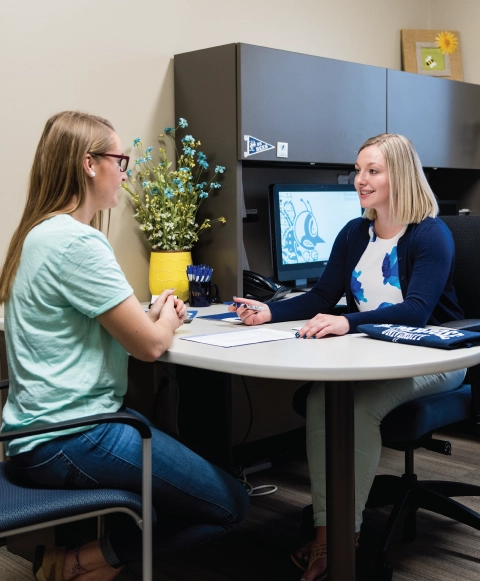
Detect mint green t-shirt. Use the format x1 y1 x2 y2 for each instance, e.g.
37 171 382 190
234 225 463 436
2 215 134 456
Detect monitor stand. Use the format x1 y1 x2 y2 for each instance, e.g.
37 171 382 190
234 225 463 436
293 279 316 292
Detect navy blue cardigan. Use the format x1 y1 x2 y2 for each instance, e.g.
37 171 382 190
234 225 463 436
269 217 464 333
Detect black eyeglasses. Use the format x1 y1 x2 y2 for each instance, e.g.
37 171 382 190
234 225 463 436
89 153 130 172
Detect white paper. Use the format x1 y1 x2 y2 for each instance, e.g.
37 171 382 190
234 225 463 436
181 328 295 347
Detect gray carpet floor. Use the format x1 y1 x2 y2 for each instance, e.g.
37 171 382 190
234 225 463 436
2 425 480 580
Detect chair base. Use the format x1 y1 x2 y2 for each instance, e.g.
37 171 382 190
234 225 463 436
367 474 480 580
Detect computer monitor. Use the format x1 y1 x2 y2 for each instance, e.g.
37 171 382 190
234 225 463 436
269 183 362 289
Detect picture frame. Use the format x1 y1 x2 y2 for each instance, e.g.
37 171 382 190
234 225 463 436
401 29 463 81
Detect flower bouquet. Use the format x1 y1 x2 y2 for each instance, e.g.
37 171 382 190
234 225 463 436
122 117 226 251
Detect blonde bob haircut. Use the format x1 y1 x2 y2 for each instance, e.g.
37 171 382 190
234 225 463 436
0 110 115 304
359 133 438 224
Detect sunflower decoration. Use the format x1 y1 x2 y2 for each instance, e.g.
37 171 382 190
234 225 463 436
435 31 459 55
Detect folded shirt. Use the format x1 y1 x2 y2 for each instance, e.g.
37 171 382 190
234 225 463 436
357 324 480 350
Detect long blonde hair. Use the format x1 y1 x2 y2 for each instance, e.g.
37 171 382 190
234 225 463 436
0 111 115 304
359 133 438 224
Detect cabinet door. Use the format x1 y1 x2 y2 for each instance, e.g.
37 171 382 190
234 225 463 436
387 70 480 169
238 44 387 164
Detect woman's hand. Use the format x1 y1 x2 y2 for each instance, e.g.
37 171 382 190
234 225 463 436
296 314 350 339
159 295 184 332
228 296 272 326
148 290 186 323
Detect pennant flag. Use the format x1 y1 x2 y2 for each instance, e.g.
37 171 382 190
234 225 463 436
244 135 275 157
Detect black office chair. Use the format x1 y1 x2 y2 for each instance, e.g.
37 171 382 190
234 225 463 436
0 379 155 581
292 215 480 581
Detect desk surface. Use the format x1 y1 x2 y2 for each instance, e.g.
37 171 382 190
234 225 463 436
3 308 480 380
159 304 480 381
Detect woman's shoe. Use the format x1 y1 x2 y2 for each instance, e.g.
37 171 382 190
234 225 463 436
290 540 312 571
304 540 327 580
32 545 67 581
290 532 361 576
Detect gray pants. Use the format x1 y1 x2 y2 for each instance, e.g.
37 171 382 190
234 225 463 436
306 369 467 531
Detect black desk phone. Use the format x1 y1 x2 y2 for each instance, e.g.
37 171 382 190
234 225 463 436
242 270 291 302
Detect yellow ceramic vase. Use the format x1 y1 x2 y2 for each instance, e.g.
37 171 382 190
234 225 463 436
149 250 191 302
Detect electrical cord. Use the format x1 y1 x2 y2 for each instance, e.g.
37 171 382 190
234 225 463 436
236 375 277 496
240 375 253 445
237 470 278 497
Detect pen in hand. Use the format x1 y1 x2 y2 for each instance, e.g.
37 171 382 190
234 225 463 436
235 303 266 311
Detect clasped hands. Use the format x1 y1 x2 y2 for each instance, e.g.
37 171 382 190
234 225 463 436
148 289 187 328
229 297 349 338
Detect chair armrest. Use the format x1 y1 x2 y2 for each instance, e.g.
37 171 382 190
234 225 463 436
441 319 480 332
0 380 9 390
0 411 152 443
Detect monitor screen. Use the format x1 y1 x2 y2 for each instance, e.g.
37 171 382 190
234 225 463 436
269 183 362 287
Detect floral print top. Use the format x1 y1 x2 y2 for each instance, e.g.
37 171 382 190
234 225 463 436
351 221 407 312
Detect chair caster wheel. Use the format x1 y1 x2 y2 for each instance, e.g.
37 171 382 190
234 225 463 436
373 560 393 581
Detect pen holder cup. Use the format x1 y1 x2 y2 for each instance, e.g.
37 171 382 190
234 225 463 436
189 281 219 307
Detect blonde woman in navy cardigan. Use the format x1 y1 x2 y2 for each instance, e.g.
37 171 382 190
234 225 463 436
230 133 465 581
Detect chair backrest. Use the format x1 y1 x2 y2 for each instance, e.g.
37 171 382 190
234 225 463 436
441 215 480 424
440 215 480 319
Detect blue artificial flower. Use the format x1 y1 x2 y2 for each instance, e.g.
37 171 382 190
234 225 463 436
197 151 206 161
133 138 142 146
126 169 132 177
183 146 193 155
199 192 208 199
164 127 175 135
146 155 152 161
141 181 149 188
172 178 182 185
178 118 188 128
178 167 190 172
215 165 225 173
195 181 207 190
151 186 159 194
181 134 195 143
165 188 174 198
134 158 144 166
145 146 153 153
210 182 221 189
199 160 209 169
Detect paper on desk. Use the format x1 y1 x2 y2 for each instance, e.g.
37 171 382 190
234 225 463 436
181 328 295 347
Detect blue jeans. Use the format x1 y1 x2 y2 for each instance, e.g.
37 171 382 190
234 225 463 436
10 408 249 567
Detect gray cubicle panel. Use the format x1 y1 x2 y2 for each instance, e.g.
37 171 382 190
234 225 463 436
238 44 387 164
175 44 243 300
387 69 480 170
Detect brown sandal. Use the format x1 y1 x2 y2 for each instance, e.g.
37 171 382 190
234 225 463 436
304 540 328 580
32 546 66 581
291 532 361 576
291 541 311 570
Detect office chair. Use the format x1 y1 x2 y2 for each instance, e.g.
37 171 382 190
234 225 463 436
291 215 480 581
0 379 154 581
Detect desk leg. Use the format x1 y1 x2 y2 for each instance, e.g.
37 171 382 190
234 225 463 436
325 380 356 581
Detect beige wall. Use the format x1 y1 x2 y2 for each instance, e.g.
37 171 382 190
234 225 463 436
430 0 480 84
2 0 478 315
